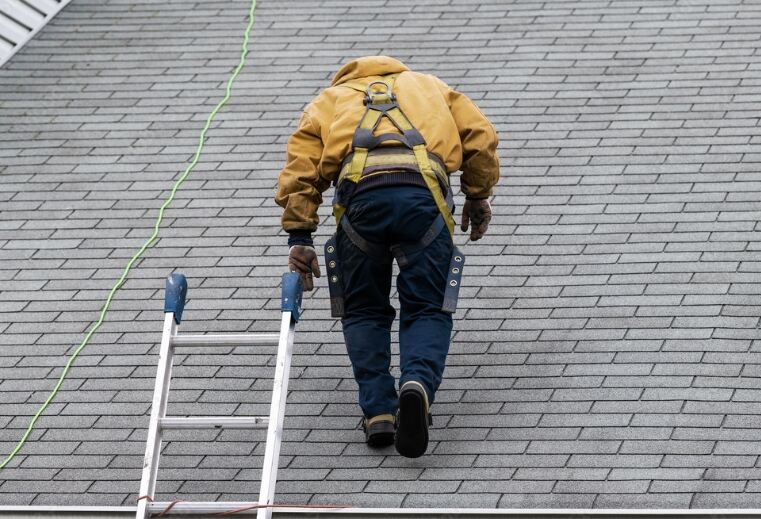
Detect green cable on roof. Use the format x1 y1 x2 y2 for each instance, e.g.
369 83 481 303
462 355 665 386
0 0 259 470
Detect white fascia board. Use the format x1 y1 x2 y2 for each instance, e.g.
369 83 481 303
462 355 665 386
0 0 72 68
3 506 761 519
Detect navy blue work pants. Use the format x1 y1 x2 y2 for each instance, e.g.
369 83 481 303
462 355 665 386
337 185 454 418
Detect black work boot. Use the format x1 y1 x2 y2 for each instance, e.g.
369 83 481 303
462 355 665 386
394 380 432 458
361 413 396 447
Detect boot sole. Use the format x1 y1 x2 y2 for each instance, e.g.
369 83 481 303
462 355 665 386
394 387 428 458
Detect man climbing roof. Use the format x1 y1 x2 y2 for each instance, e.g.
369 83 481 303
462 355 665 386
275 55 499 458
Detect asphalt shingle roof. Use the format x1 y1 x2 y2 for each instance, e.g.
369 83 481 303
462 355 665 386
2 0 761 510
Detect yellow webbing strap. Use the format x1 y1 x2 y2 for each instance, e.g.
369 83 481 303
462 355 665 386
413 144 455 236
334 204 347 227
333 91 385 226
338 150 448 179
382 103 456 236
385 107 413 131
346 109 382 182
338 74 401 192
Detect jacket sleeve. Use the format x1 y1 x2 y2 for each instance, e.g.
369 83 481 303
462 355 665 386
447 87 500 200
275 109 331 233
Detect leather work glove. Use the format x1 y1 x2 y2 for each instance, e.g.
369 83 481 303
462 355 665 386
460 198 492 241
288 245 321 291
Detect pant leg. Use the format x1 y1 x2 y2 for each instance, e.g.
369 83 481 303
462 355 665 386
337 193 398 418
391 188 455 405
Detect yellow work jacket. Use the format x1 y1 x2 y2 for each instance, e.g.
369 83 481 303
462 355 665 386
275 56 500 233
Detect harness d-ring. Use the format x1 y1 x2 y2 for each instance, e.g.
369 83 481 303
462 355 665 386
364 80 396 105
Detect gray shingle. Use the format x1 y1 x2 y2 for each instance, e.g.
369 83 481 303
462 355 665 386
2 0 761 509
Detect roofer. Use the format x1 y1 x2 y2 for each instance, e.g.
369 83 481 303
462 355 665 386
275 56 499 458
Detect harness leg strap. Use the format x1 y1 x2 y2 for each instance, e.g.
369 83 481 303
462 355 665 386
390 185 454 268
390 213 445 269
324 234 345 318
340 215 390 259
331 214 465 316
442 246 465 314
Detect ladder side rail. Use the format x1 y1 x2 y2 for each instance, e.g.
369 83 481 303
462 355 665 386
137 274 186 519
136 312 177 519
257 312 297 519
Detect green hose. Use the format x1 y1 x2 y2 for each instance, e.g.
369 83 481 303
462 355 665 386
0 0 258 470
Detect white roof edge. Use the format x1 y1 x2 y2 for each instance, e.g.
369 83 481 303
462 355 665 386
0 507 135 519
2 506 761 518
0 0 73 68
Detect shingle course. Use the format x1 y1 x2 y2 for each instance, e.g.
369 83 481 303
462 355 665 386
2 0 761 509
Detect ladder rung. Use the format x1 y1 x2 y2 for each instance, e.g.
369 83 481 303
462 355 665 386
147 502 322 514
148 501 254 514
171 333 280 347
160 416 269 429
147 502 348 514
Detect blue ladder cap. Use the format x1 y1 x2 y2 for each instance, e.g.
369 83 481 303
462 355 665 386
164 272 188 324
281 272 303 322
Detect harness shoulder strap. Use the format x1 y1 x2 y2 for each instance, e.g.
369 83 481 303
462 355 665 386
333 73 455 236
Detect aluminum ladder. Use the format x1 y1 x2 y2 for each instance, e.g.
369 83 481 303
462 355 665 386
136 272 303 519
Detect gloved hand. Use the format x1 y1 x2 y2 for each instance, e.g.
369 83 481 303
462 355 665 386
460 198 492 241
288 245 321 291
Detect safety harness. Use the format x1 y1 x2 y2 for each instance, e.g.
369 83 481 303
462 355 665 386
324 74 465 318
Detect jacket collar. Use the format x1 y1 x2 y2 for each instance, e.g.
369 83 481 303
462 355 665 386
331 56 410 86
